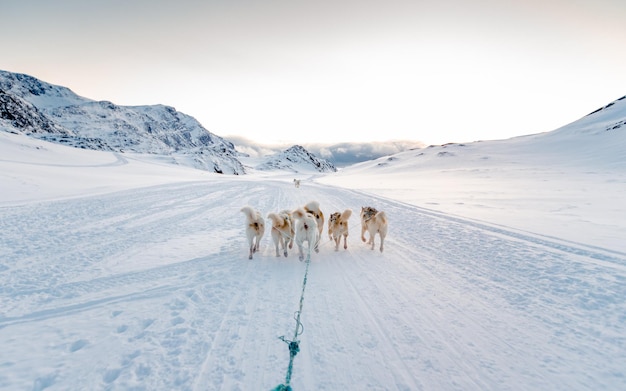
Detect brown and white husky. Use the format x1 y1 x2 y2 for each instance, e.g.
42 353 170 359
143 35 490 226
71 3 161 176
328 209 352 251
360 206 388 252
303 201 324 238
267 210 294 257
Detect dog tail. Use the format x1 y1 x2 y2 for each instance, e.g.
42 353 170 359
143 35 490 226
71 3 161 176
376 211 387 224
304 200 320 213
341 209 352 221
292 208 307 220
241 206 257 222
267 212 282 226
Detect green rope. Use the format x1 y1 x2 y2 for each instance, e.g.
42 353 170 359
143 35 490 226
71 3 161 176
272 249 313 391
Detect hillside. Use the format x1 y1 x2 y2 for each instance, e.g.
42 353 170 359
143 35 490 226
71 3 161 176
319 94 626 251
0 70 244 174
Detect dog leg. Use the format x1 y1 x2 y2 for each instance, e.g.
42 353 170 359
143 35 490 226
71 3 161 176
298 243 304 261
279 236 285 257
282 235 288 257
343 234 348 250
361 225 367 242
254 236 259 253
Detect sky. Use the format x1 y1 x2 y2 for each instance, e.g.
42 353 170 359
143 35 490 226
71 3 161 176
3 0 626 146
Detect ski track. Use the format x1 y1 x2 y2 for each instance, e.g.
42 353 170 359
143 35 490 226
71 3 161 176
0 179 625 390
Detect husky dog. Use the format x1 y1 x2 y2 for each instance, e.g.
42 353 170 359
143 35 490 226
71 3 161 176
303 201 324 238
241 206 265 259
360 206 388 252
293 179 301 188
267 210 294 257
292 208 320 261
328 209 352 251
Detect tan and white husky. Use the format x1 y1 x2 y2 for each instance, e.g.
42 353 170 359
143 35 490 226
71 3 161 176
241 206 265 259
292 208 320 261
328 209 352 251
267 210 294 257
360 206 388 252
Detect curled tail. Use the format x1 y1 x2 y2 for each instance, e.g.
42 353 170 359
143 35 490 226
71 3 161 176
376 211 387 224
241 206 256 221
292 208 307 220
267 212 281 226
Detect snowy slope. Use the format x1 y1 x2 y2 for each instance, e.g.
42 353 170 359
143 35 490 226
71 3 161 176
320 95 626 252
1 97 626 390
0 70 244 174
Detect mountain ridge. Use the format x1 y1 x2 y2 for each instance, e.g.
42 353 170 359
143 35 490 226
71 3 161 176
0 70 335 175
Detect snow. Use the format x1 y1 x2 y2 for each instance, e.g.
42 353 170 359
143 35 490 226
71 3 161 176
1 106 626 390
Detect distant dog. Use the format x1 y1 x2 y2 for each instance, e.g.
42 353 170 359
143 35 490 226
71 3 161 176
360 206 388 252
328 209 352 251
267 210 294 257
292 208 320 261
303 201 324 238
241 206 265 259
293 179 301 188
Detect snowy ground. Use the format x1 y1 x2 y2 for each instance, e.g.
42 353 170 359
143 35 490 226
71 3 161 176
1 131 625 390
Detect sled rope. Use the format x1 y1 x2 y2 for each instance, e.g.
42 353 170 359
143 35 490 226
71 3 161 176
272 248 313 391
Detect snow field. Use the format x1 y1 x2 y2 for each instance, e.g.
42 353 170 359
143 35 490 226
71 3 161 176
1 176 625 390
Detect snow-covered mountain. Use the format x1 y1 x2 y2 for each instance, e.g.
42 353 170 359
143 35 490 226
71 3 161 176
0 70 244 174
255 144 337 173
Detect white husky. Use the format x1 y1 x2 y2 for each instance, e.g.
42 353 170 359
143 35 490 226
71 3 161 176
241 206 265 259
293 179 301 188
328 209 352 251
292 208 320 261
267 210 294 257
360 206 388 252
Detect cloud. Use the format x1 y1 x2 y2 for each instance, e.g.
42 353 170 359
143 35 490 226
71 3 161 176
305 141 425 166
228 135 424 166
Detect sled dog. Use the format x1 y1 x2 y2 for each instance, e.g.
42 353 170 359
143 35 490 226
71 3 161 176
303 201 324 238
328 209 352 251
241 206 265 259
293 179 301 188
292 208 320 261
360 206 388 252
267 210 295 257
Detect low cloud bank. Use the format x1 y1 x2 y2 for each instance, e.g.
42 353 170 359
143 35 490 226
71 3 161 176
228 136 424 167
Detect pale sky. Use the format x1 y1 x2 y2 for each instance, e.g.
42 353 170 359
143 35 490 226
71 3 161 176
3 0 625 145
